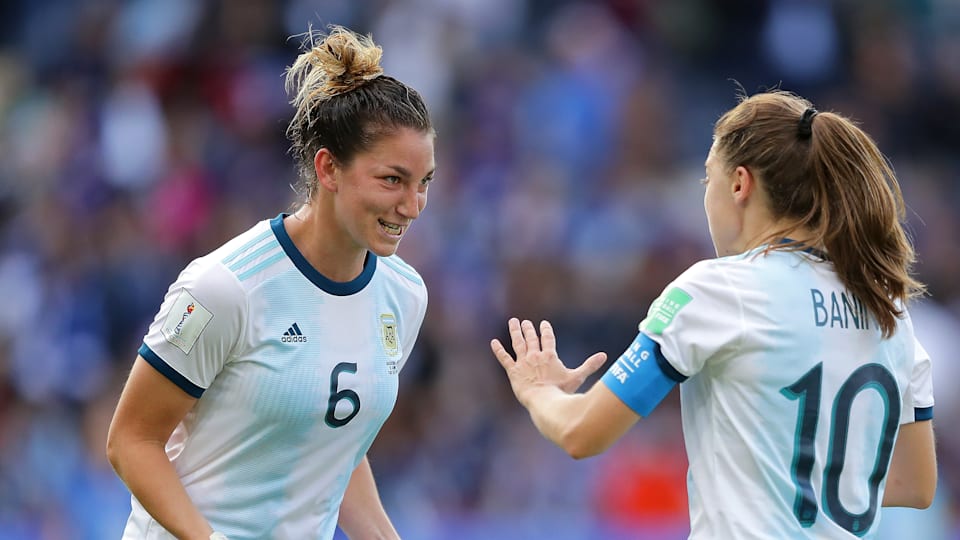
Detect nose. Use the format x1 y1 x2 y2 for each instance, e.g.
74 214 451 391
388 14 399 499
397 184 425 220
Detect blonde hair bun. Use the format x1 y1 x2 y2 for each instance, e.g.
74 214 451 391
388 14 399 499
287 25 384 103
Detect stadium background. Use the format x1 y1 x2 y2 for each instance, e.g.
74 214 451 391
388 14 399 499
0 0 957 538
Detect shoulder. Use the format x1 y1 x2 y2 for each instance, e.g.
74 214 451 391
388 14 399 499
173 221 277 313
377 254 427 293
213 219 286 282
895 304 921 353
674 248 801 291
171 254 246 319
670 255 748 293
646 253 766 329
375 255 428 322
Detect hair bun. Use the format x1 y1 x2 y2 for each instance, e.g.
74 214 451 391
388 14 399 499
310 26 384 97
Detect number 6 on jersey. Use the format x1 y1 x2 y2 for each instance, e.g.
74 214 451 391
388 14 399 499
326 362 361 428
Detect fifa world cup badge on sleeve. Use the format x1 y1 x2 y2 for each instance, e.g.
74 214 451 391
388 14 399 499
641 287 692 335
162 290 214 354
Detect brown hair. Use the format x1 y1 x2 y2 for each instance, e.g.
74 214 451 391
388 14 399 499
284 25 433 200
713 90 924 337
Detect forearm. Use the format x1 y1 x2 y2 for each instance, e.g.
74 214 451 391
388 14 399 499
338 456 398 540
520 385 597 459
109 439 212 540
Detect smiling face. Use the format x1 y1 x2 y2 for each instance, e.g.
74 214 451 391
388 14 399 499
325 127 436 258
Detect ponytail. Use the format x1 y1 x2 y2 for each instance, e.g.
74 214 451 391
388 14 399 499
713 90 924 337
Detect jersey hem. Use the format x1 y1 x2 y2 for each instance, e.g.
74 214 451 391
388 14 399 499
656 347 688 383
138 343 205 398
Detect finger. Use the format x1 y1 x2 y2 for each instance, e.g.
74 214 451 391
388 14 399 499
490 339 516 371
521 319 541 354
574 352 608 379
508 318 526 357
539 320 556 353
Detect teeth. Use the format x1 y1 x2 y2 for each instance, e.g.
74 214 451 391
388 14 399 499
380 220 402 234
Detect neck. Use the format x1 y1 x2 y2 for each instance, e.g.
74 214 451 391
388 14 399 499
740 220 819 253
283 205 367 282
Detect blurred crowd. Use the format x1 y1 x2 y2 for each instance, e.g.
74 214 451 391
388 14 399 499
0 0 958 538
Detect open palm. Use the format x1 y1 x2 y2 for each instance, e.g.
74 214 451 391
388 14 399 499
491 318 607 405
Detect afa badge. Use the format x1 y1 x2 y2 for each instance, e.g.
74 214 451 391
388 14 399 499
380 313 400 357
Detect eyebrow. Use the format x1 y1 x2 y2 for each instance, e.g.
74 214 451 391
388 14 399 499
387 165 412 177
387 164 435 179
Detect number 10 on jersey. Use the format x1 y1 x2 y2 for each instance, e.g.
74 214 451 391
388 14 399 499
781 362 900 534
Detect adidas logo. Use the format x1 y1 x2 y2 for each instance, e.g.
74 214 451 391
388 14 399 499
282 323 307 343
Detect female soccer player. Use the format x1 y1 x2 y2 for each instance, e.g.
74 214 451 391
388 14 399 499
106 26 434 540
492 91 936 538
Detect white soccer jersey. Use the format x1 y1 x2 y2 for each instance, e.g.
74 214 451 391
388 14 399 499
602 246 933 539
122 214 428 540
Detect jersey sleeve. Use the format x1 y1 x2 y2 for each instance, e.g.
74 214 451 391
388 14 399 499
901 337 934 424
140 257 246 397
601 260 743 416
641 260 744 377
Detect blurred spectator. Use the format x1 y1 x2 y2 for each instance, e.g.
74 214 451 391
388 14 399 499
1 0 957 538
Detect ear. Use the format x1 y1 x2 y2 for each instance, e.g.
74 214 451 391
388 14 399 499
314 148 339 193
730 165 756 207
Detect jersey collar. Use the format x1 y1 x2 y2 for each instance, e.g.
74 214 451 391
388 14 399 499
778 238 829 260
270 213 377 296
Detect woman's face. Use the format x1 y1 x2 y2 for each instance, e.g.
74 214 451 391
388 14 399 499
331 127 435 258
703 142 742 257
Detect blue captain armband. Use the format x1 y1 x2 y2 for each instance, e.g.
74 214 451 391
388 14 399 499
600 332 686 417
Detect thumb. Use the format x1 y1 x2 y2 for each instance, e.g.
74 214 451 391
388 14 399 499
575 352 608 379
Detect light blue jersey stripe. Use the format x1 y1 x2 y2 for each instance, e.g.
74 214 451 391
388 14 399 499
388 255 416 274
229 241 281 272
222 229 273 265
380 257 423 286
237 251 287 281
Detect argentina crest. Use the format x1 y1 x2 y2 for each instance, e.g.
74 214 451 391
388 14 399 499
380 313 400 373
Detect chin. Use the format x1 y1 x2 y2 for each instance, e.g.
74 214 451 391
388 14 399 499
369 243 400 258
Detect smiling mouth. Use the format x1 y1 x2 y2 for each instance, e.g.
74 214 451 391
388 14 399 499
379 219 404 236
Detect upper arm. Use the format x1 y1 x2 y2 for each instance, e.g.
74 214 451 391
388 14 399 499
883 327 937 508
563 275 707 457
884 420 937 508
107 356 199 457
141 259 246 393
566 261 740 457
639 260 744 379
601 332 684 418
564 331 680 458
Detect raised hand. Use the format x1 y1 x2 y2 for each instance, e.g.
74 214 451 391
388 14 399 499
490 318 607 406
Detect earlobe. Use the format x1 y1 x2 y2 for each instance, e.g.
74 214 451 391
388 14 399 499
314 148 339 193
